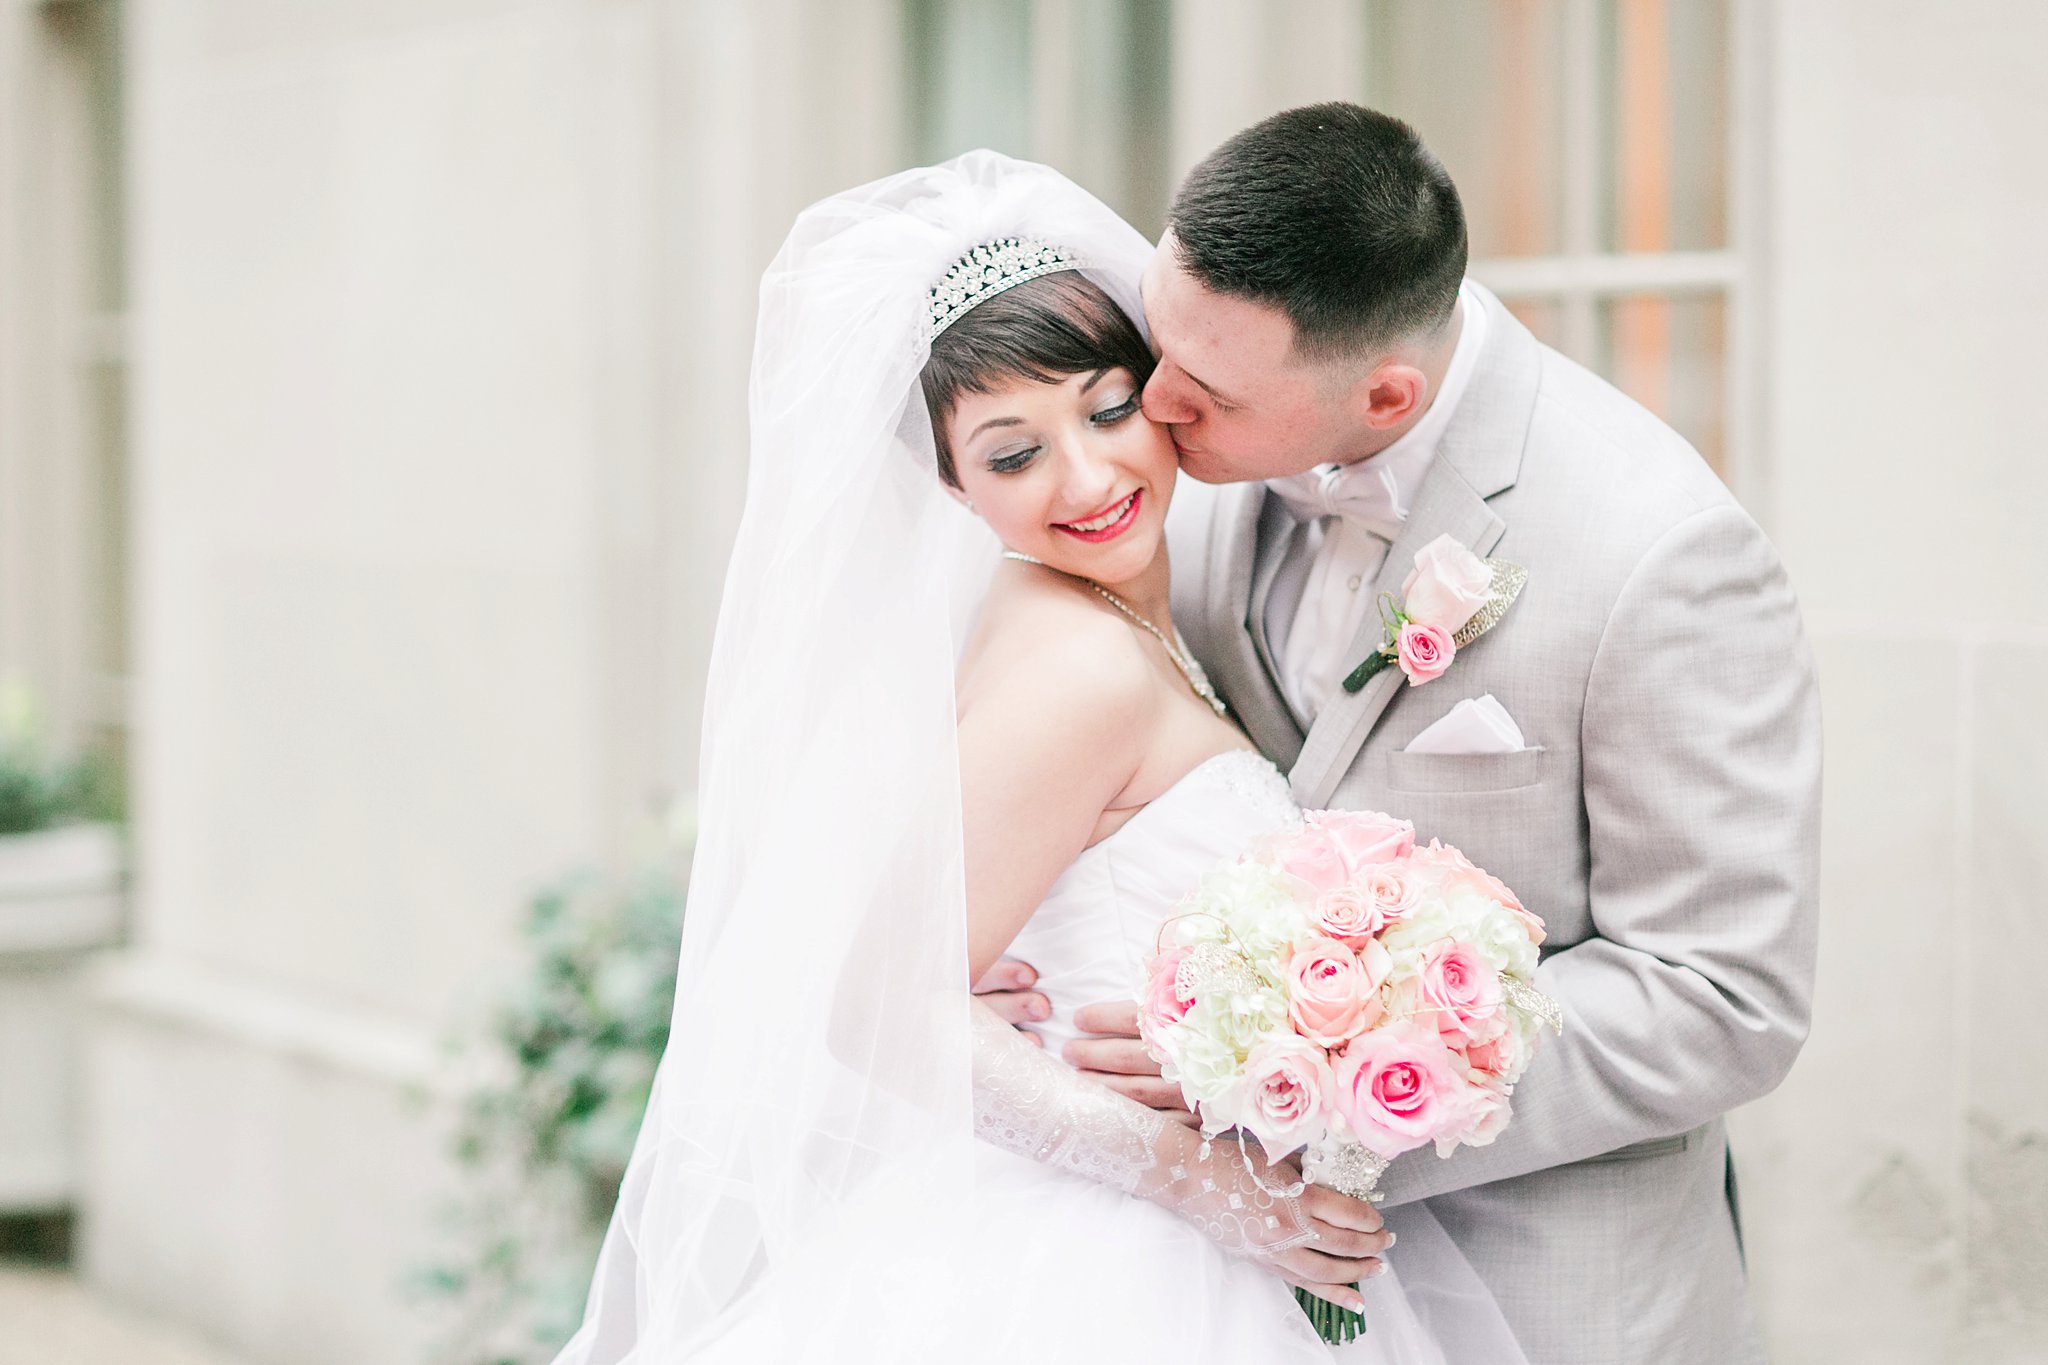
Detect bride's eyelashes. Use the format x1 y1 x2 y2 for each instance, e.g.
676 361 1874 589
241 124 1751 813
1090 394 1140 425
979 390 1141 475
987 444 1040 475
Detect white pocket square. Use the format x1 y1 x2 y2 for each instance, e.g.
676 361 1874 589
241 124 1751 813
1404 694 1529 755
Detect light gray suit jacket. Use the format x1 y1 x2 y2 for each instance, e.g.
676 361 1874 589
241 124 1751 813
1168 284 1821 1365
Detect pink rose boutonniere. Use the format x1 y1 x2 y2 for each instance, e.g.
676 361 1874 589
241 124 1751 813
1342 534 1529 693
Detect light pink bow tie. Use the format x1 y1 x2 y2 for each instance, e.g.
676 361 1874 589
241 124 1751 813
1265 459 1408 541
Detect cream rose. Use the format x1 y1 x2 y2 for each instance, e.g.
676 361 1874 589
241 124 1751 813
1400 533 1493 634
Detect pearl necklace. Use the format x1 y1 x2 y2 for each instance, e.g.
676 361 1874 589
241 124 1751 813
1001 551 1227 717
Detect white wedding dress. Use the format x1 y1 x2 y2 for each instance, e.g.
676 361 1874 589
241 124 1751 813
688 748 1519 1364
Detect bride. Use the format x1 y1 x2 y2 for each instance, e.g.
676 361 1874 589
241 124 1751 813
552 152 1526 1364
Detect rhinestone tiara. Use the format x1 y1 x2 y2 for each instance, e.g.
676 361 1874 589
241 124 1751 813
924 236 1090 342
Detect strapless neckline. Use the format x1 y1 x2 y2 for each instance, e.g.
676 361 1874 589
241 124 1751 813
1008 746 1299 1056
1090 746 1286 853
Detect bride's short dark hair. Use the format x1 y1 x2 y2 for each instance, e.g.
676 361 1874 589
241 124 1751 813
921 271 1156 488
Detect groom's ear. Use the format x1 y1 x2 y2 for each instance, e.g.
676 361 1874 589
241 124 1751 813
1353 361 1429 434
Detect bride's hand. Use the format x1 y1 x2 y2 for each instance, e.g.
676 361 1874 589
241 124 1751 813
1146 1132 1390 1313
971 955 1051 1039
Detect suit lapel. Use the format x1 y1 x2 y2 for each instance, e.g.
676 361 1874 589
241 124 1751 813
1288 465 1504 807
1287 284 1541 809
1202 484 1307 767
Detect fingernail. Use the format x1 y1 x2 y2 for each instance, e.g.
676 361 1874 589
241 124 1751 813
1384 1231 1396 1248
1028 998 1049 1021
1350 1294 1369 1312
1365 1260 1388 1278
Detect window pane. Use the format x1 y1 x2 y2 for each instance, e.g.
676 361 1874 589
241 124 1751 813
1601 0 1729 251
87 358 129 678
1504 297 1566 353
1364 0 1567 259
1038 0 1174 237
902 0 1172 235
904 0 1035 163
1598 293 1727 471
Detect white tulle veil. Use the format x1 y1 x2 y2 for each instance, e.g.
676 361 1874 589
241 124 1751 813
552 151 1158 1362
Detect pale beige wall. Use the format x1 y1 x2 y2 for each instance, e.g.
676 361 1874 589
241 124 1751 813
1731 1 2048 1360
81 1 902 1360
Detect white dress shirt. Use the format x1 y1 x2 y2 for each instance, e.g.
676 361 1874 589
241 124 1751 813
1265 281 1489 722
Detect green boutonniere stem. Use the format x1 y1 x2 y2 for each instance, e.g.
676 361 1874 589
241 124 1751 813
1341 648 1395 694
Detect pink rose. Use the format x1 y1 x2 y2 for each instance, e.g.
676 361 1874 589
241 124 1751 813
1413 839 1545 945
1396 621 1455 685
1239 1036 1337 1162
1287 938 1389 1047
1400 534 1493 634
1415 942 1507 1045
1331 1020 1474 1157
1448 1084 1512 1153
1314 866 1416 943
1357 862 1419 928
1462 1030 1523 1080
1275 825 1350 895
1307 809 1416 870
1143 945 1195 1028
1313 886 1381 943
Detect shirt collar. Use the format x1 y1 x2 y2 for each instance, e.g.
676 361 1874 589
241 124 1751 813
1264 279 1488 528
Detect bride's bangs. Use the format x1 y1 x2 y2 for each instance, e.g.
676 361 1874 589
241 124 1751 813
920 270 1155 484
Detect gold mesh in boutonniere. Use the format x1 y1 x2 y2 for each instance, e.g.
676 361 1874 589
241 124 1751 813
1341 538 1528 694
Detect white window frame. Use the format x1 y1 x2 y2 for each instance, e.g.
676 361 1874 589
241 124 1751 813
1467 0 1770 509
0 0 128 752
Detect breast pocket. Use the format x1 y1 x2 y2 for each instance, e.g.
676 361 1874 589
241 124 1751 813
1385 746 1551 795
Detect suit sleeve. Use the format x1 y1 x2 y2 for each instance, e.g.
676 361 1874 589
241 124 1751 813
1375 502 1822 1206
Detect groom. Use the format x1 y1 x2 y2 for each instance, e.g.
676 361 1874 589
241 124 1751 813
979 104 1820 1364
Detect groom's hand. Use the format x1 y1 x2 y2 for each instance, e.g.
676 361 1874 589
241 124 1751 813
1065 1000 1197 1124
971 956 1050 1043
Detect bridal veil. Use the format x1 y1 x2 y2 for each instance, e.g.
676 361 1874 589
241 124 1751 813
552 152 1156 1362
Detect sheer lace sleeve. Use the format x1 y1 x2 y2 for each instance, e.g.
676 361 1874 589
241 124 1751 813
969 1001 1316 1259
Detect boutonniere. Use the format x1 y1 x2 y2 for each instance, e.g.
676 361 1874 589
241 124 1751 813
1342 534 1529 693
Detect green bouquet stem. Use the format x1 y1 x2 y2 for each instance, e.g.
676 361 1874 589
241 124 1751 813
1294 1285 1367 1344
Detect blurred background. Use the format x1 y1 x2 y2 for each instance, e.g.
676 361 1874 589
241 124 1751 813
0 0 2043 1361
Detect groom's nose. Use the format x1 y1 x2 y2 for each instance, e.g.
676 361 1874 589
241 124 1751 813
1141 360 1202 426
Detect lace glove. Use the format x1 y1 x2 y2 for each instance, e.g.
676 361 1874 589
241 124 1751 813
968 1001 1317 1265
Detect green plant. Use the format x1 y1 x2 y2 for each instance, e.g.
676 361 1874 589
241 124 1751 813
416 844 688 1365
0 675 124 834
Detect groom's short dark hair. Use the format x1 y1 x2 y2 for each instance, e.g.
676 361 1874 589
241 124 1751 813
1168 102 1467 360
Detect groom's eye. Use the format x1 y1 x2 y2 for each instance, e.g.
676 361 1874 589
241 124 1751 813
1090 396 1139 425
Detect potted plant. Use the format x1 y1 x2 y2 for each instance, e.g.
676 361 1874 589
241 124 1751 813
0 676 126 1214
413 832 688 1365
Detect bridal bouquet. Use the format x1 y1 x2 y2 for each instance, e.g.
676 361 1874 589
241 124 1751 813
1137 809 1560 1344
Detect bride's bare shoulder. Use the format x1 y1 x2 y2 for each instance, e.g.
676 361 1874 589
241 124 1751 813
957 573 1154 726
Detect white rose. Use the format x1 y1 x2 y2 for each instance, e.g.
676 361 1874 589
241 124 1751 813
1401 534 1493 634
